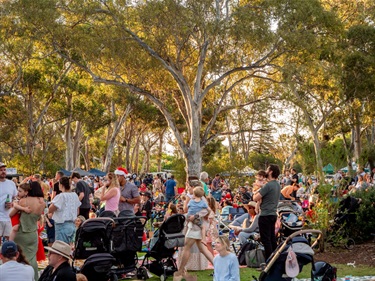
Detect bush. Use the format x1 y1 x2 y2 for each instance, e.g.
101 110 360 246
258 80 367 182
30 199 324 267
352 189 375 240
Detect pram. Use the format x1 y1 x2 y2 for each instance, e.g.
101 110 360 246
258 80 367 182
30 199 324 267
324 196 362 250
111 212 148 278
73 217 115 260
73 214 147 279
255 229 337 281
80 253 118 281
139 214 186 281
277 201 304 243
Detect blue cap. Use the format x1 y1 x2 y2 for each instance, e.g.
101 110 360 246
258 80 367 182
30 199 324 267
1 241 18 255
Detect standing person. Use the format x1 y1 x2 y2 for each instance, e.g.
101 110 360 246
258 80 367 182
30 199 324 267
100 172 120 214
253 164 281 260
33 174 50 200
164 174 177 203
0 241 35 281
174 183 213 281
199 172 210 196
213 235 240 281
13 181 45 281
71 172 92 219
48 176 81 244
0 162 18 244
51 171 64 200
116 167 140 215
39 240 76 281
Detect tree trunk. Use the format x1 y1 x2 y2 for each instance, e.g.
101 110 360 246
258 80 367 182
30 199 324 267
312 132 324 182
72 121 82 168
157 130 165 172
65 95 74 170
353 112 361 162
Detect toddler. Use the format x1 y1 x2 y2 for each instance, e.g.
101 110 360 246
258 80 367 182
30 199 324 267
253 170 267 214
9 183 32 241
187 186 209 239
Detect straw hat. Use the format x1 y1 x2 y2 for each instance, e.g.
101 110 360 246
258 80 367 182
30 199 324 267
248 201 257 208
45 240 72 260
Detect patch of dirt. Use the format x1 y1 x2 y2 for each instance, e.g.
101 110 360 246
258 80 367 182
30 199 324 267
314 241 375 266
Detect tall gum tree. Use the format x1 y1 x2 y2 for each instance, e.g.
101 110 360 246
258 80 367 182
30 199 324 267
13 0 341 176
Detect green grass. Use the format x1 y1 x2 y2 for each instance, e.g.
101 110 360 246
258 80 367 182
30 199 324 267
119 264 375 280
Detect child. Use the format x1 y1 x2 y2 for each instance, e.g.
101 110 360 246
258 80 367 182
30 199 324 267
9 183 32 241
253 170 267 214
45 212 55 247
187 186 209 240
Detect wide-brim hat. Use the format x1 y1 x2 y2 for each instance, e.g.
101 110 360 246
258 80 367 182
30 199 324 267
248 201 257 208
45 240 72 260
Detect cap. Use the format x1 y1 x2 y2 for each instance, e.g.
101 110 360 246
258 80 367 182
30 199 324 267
0 162 6 168
45 240 72 260
1 241 18 255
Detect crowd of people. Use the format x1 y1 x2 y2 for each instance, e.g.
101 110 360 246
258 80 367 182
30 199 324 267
1 160 374 281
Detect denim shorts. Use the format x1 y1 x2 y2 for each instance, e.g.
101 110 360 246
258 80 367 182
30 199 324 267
55 221 75 244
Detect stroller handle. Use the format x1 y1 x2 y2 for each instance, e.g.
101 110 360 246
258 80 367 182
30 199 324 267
284 229 322 248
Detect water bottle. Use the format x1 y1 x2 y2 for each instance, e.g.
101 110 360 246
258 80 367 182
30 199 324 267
4 194 11 209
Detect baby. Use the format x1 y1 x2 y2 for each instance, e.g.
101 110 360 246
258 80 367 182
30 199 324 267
253 170 267 214
9 183 32 241
187 186 209 239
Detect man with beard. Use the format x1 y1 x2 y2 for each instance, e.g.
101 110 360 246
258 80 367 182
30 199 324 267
0 163 18 244
253 164 281 260
116 167 140 216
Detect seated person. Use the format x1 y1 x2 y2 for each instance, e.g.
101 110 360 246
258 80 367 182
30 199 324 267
220 200 233 221
231 201 259 244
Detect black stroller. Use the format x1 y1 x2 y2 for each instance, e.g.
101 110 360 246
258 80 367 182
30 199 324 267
139 214 186 281
73 217 117 281
74 217 115 260
111 211 147 278
255 229 337 281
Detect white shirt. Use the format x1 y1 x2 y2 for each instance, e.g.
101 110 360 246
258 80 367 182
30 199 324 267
0 180 18 222
52 192 81 223
0 260 35 281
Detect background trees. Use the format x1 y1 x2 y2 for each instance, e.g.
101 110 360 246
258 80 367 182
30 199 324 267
0 0 375 181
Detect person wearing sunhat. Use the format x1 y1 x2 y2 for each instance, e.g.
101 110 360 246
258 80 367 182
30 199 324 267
38 240 76 281
115 167 140 216
235 201 260 244
0 241 35 281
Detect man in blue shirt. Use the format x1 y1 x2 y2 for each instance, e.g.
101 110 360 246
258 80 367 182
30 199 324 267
164 175 177 202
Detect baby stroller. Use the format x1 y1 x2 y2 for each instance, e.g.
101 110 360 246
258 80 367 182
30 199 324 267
73 217 115 260
277 201 304 243
80 253 118 281
324 196 362 250
255 229 337 281
111 211 148 278
139 214 186 281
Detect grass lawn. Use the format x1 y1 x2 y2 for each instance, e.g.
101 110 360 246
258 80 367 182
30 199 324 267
119 264 375 280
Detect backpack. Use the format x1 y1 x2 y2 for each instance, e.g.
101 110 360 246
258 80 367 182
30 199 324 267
237 240 256 265
245 247 266 268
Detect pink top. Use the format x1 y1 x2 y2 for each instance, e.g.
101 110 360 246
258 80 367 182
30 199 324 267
105 187 120 212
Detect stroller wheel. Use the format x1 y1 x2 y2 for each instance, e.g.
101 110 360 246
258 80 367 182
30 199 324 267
137 267 148 280
345 238 355 250
160 274 167 281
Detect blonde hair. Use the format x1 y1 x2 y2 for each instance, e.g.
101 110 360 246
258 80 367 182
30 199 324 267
107 172 120 189
193 186 204 198
216 235 230 251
